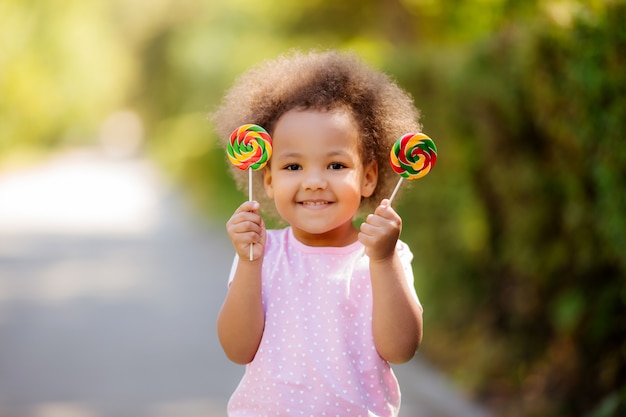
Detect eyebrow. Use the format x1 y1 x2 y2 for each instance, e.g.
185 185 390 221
275 150 352 159
274 151 301 159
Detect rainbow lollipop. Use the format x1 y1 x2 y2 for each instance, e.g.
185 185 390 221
228 124 272 172
227 124 273 260
388 132 437 203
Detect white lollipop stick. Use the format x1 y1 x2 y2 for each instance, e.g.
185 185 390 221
249 168 253 261
388 177 404 206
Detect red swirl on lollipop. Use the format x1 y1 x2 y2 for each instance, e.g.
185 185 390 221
227 124 273 260
388 132 437 203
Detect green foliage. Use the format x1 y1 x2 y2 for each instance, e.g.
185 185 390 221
393 2 626 416
0 0 134 159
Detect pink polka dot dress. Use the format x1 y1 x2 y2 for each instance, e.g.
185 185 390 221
227 227 420 417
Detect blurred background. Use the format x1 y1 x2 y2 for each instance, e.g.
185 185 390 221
1 0 624 416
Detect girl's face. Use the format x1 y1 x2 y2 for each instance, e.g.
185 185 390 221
264 108 377 247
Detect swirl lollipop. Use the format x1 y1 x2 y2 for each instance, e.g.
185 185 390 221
227 124 273 259
228 124 272 172
388 132 437 203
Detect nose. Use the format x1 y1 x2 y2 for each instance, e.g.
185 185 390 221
301 167 327 191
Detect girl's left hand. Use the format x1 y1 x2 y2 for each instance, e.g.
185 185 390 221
358 199 402 261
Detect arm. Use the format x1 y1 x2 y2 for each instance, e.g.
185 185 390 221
217 200 266 364
358 199 423 364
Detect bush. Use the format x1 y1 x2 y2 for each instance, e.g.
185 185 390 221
396 3 626 416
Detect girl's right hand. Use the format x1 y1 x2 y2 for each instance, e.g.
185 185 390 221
226 200 266 261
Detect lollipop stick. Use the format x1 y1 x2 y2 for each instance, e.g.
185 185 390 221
248 168 254 261
388 177 404 205
248 168 253 202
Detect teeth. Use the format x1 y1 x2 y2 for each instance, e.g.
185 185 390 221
302 201 328 206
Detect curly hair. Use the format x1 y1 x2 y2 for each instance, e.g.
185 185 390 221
210 49 421 215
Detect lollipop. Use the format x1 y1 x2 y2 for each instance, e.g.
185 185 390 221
388 132 437 203
228 124 272 172
227 124 273 260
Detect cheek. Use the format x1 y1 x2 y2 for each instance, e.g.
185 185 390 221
341 172 364 191
269 173 295 198
264 168 291 198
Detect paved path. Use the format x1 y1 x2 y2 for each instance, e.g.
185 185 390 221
0 149 491 417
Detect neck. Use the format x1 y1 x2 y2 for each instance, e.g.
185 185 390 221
291 223 359 247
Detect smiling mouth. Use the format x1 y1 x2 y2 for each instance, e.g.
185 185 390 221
299 201 332 206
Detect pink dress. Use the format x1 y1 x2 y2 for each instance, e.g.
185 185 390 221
227 227 420 417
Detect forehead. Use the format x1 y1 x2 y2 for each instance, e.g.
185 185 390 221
272 108 360 154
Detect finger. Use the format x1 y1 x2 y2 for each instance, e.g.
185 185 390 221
233 229 263 253
374 201 399 219
240 230 262 245
357 230 376 246
231 210 263 224
235 200 260 214
363 213 395 231
359 218 390 242
359 218 379 236
361 213 402 241
363 213 384 227
229 219 263 236
227 216 260 236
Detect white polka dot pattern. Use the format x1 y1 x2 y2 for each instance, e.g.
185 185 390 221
226 228 418 417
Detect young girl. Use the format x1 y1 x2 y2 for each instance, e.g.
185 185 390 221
212 50 424 417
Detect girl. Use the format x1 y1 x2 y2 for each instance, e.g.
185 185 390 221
213 50 424 417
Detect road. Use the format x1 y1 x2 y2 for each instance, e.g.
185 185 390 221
0 149 491 417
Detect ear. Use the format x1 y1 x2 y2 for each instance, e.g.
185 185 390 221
263 166 274 199
361 161 378 198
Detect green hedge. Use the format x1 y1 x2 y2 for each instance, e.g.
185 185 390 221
394 3 626 416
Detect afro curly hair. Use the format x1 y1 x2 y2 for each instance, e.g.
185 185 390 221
211 49 421 216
